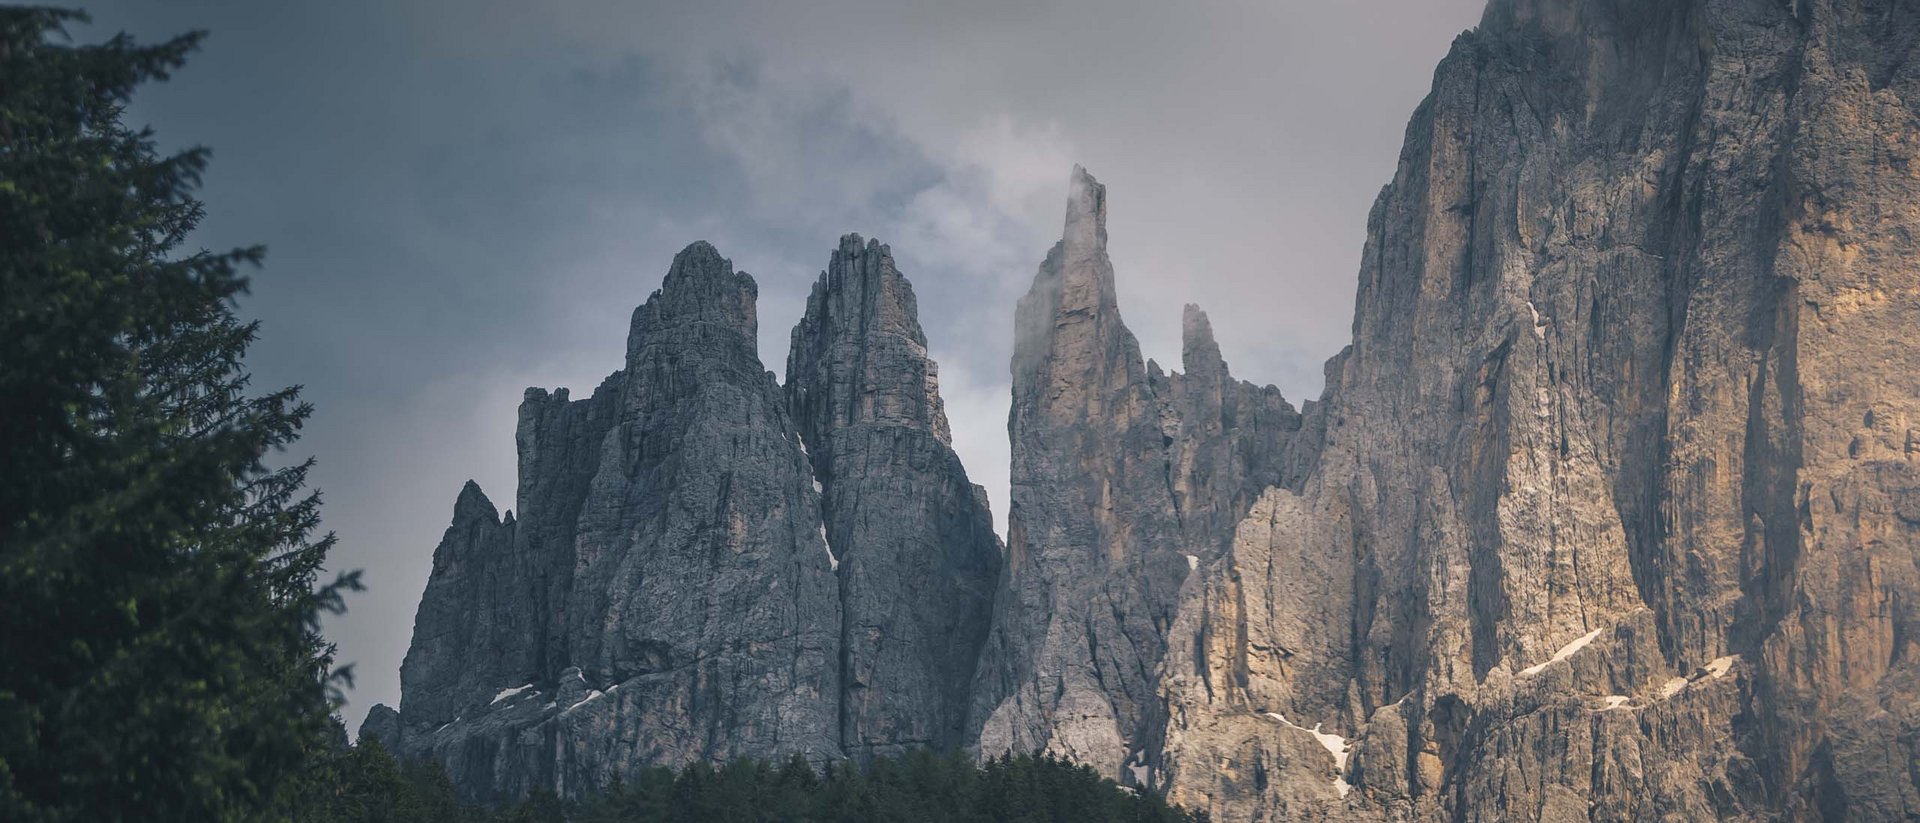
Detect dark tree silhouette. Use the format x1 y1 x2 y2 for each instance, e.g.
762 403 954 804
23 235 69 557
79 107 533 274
303 743 1209 823
0 8 355 821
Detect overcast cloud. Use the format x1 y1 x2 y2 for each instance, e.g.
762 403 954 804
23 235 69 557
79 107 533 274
82 0 1486 733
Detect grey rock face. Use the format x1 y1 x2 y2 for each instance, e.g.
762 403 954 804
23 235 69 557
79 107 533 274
368 242 844 801
368 237 1005 802
1152 0 1920 820
969 167 1304 780
556 241 843 777
783 235 1002 761
393 481 531 734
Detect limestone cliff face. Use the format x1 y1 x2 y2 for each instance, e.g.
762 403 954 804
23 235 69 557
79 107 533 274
969 166 1304 779
1151 1 1920 820
784 235 1002 761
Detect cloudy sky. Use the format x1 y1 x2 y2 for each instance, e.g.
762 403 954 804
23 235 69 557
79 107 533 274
83 0 1486 732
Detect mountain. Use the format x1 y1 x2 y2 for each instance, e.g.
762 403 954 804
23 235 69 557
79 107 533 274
367 0 1920 819
363 239 999 802
785 234 1003 762
1148 0 1920 819
368 242 841 801
967 166 1307 780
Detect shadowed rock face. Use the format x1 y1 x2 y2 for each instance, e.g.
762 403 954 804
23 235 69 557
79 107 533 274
968 166 1305 779
1150 1 1920 820
370 242 844 802
557 242 843 779
367 238 1003 802
783 235 1002 762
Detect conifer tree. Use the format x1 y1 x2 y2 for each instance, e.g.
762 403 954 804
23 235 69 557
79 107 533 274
0 8 355 821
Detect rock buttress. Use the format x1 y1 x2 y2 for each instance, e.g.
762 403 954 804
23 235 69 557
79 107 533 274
1155 1 1920 820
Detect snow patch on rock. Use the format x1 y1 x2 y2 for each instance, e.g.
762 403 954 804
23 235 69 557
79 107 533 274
1262 711 1352 798
490 684 533 705
1519 627 1605 676
564 690 605 713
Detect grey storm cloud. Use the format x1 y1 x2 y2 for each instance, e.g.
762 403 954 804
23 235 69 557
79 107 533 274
80 0 1486 732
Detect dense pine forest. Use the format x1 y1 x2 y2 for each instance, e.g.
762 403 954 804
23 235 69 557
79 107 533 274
303 744 1207 823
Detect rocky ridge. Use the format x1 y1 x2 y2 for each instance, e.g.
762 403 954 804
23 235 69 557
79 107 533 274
1146 1 1920 820
368 0 1920 819
370 243 833 799
368 235 1005 801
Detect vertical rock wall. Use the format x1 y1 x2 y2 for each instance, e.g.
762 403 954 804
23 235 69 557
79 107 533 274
1152 1 1920 820
970 167 1304 779
784 234 1002 761
373 243 845 801
370 237 1003 801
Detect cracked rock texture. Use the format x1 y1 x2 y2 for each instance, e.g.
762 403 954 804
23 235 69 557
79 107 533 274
367 242 846 801
968 166 1305 780
1148 1 1920 820
784 234 1002 762
366 237 1003 803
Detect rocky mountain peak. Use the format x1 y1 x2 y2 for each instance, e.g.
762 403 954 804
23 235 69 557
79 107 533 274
786 232 951 446
1062 164 1107 261
1180 304 1225 380
975 166 1307 783
783 234 1001 762
1011 166 1141 423
451 479 499 525
627 240 759 367
1152 1 1920 819
377 233 1002 796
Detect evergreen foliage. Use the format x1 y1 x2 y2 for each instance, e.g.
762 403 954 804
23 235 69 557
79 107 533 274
302 742 1209 823
0 8 355 821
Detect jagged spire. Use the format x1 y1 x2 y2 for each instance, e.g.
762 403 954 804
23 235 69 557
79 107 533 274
1011 166 1141 399
1063 164 1108 263
1181 304 1226 379
627 240 760 366
1057 166 1119 323
784 232 1000 762
786 233 951 444
984 164 1199 779
453 479 499 524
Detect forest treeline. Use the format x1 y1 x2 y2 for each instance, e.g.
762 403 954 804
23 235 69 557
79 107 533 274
304 743 1208 823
